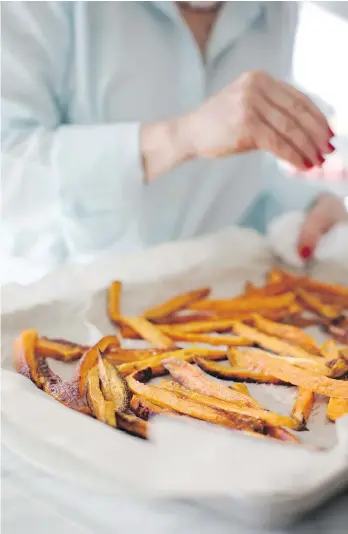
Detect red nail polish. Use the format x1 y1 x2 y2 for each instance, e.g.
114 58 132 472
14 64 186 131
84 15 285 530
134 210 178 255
300 246 312 259
327 142 335 152
317 153 325 165
303 159 313 169
328 128 335 138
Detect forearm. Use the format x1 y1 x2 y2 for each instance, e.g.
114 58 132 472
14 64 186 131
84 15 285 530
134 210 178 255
141 115 195 183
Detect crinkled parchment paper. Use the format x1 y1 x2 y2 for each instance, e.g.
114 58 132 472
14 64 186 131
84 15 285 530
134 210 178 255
2 227 348 528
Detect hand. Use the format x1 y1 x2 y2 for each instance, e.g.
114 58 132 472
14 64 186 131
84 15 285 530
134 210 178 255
297 193 348 258
187 71 334 171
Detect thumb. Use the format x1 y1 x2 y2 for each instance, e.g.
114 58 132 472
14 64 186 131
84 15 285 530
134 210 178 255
297 208 333 259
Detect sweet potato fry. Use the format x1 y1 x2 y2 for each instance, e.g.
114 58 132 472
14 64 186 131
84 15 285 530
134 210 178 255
108 281 122 325
104 348 171 363
164 318 236 334
231 321 321 361
76 336 120 397
312 293 348 309
14 332 90 414
159 380 298 430
143 288 211 321
152 312 213 325
243 281 293 298
121 316 175 348
327 398 348 422
252 314 321 355
118 347 226 377
36 337 89 362
230 383 250 395
195 357 286 385
160 327 253 347
301 278 348 299
130 395 178 420
227 348 348 398
297 289 342 320
286 316 322 328
324 356 348 379
86 366 116 426
127 375 265 432
162 358 262 409
37 357 91 415
324 324 348 344
119 323 141 339
230 381 300 442
230 349 346 378
115 412 148 439
98 354 130 412
14 329 41 385
189 293 295 312
266 268 287 285
291 388 315 427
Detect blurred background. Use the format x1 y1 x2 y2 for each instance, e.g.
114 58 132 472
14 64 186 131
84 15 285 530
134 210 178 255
290 1 348 203
1 1 347 286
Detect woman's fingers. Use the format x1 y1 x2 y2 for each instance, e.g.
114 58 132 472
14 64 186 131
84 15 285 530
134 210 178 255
259 76 332 157
251 94 319 169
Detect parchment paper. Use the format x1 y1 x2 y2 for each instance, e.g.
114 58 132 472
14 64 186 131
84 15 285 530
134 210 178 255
2 226 348 528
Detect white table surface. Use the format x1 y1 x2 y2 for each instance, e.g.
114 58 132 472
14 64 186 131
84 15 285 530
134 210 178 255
2 228 348 533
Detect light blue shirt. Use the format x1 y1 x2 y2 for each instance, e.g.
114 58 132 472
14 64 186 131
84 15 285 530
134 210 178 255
1 1 322 271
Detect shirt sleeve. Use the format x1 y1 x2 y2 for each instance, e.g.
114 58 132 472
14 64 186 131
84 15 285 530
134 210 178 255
1 2 144 263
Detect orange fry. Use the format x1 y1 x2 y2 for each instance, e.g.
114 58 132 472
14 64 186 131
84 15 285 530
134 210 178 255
130 394 178 419
231 321 321 361
297 289 342 320
230 383 251 396
119 323 141 339
229 382 301 442
227 348 348 398
143 288 210 321
189 293 295 312
196 357 286 385
301 278 348 299
252 314 320 355
121 316 175 348
127 376 265 432
160 328 253 347
36 337 89 362
327 398 348 422
14 329 41 386
164 318 236 334
108 281 122 325
243 281 293 298
118 347 225 377
291 388 315 426
159 380 298 430
162 358 262 409
152 312 213 325
76 335 120 397
266 268 287 285
105 348 172 364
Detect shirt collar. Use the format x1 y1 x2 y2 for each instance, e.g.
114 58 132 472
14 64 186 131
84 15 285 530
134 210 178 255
147 2 265 63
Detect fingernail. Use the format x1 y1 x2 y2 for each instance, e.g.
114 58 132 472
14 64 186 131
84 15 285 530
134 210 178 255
328 128 335 138
300 246 312 259
303 159 314 169
327 142 335 153
317 152 325 165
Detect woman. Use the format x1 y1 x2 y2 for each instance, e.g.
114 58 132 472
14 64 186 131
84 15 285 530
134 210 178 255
2 1 347 274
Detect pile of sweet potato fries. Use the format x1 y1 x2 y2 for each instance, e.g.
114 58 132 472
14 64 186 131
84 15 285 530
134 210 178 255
14 269 348 445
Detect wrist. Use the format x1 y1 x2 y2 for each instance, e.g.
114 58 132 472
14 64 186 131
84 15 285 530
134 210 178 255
141 115 196 183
